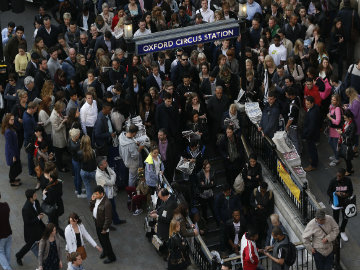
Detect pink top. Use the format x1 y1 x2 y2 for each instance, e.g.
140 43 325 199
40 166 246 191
329 105 341 138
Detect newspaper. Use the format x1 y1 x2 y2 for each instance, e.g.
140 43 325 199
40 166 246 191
125 116 151 147
245 102 262 124
182 130 200 142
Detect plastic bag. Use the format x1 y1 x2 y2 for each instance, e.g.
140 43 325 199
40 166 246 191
176 157 195 175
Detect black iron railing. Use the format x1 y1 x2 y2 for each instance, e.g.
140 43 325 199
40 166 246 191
242 116 320 225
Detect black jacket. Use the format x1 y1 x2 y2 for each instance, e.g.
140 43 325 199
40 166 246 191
259 102 280 138
146 72 165 92
36 25 61 48
225 217 247 248
327 176 353 207
94 35 117 55
303 104 320 141
22 200 45 243
35 69 51 92
155 103 179 139
207 95 230 134
156 195 178 240
93 111 112 156
43 180 64 217
25 61 38 78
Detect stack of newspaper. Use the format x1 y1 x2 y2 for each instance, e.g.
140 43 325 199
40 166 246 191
245 102 262 124
125 116 151 147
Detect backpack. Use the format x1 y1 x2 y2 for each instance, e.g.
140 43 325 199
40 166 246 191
279 241 297 267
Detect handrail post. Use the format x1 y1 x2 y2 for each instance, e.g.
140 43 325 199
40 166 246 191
301 182 308 224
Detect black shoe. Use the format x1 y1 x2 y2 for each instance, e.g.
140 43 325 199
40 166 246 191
114 219 126 225
109 225 116 231
103 258 116 264
99 253 106 259
16 257 23 266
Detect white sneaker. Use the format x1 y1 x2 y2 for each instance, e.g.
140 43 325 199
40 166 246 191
77 194 87 199
329 155 336 161
74 190 77 194
329 160 340 167
133 209 143 216
340 232 348 242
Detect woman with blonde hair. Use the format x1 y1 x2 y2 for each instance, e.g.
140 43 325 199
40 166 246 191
94 15 111 34
152 6 167 31
68 128 85 197
327 94 342 166
50 101 68 172
167 219 191 270
38 96 53 137
345 87 360 156
284 56 304 84
78 135 97 200
31 36 48 58
41 81 55 108
214 10 224 21
100 2 114 26
261 55 276 103
316 42 328 63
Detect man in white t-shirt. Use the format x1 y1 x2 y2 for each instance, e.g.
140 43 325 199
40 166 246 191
134 19 151 37
196 0 214 22
269 34 287 66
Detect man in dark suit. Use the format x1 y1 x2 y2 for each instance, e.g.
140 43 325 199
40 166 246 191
150 188 178 241
158 128 179 182
146 63 165 91
76 5 95 32
94 30 116 56
36 15 60 48
225 209 247 254
34 58 51 92
155 92 180 139
93 102 115 156
25 52 40 78
90 185 116 264
16 189 45 266
200 71 217 98
303 96 320 172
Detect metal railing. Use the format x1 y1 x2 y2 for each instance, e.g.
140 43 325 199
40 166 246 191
142 145 214 270
222 244 316 270
242 116 320 224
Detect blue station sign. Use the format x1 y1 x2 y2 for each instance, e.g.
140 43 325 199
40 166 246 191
134 20 240 55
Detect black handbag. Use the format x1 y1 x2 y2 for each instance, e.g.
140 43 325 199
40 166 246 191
40 202 57 216
24 142 34 154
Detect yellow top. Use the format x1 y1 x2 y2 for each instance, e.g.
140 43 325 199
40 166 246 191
14 52 31 76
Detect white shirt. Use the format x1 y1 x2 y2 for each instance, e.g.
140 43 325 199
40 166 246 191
93 196 104 219
269 44 287 66
196 8 214 22
82 15 89 31
233 221 241 245
134 28 151 37
80 100 98 134
153 73 162 89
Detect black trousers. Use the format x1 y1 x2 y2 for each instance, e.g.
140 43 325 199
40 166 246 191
96 226 116 260
333 208 348 232
53 147 66 171
9 159 22 182
48 212 64 238
86 126 94 141
16 240 36 259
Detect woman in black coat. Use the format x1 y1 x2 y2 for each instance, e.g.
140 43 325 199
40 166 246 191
139 93 156 140
186 111 209 145
168 220 191 270
337 110 357 176
43 169 65 238
197 160 216 220
328 17 346 79
241 153 263 207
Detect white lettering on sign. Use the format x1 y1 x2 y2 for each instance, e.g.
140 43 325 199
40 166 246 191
140 29 235 53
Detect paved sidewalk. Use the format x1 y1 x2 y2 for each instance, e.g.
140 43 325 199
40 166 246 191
0 136 167 270
303 135 360 269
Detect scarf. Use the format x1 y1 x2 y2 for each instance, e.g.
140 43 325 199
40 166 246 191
339 120 352 145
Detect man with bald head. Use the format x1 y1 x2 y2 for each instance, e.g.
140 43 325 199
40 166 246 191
62 48 77 83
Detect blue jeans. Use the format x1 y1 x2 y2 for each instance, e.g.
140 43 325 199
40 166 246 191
288 126 301 154
0 235 12 270
328 137 339 160
313 251 333 270
80 170 95 200
72 160 82 195
110 198 121 224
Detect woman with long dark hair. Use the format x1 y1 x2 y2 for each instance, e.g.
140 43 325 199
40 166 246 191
1 113 22 186
197 160 215 220
78 135 97 200
38 96 53 138
38 223 62 270
139 93 156 140
42 170 65 238
337 110 357 176
329 17 346 79
64 212 102 261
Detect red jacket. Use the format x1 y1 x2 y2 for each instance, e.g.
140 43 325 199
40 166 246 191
240 233 259 270
304 84 321 108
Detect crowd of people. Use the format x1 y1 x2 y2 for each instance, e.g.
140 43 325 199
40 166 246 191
0 0 360 269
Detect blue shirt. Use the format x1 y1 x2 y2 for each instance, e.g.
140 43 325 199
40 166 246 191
246 1 262 20
23 111 36 142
